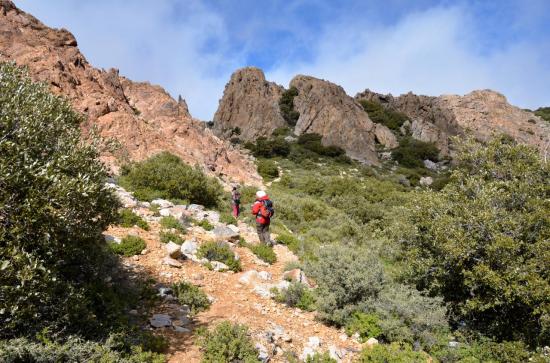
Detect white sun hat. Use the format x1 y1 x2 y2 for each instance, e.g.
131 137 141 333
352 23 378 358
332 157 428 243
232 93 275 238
256 190 267 198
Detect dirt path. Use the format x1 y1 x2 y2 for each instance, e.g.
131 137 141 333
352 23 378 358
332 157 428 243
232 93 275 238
107 218 361 362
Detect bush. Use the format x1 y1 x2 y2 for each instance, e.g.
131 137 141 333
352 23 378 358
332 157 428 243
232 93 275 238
273 282 316 311
249 243 277 264
279 87 300 126
110 235 147 257
118 152 222 207
358 99 408 132
534 106 550 121
276 234 301 253
198 321 259 363
357 342 429 363
297 133 346 158
197 241 241 272
0 336 166 363
196 219 214 231
159 231 184 245
257 159 279 179
118 209 150 230
345 312 382 342
219 212 237 225
272 127 292 137
402 136 550 345
391 137 439 168
304 352 337 363
171 281 211 315
304 245 385 326
159 216 186 233
0 62 123 339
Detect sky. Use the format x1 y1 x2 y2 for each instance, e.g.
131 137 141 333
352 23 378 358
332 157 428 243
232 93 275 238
15 0 550 120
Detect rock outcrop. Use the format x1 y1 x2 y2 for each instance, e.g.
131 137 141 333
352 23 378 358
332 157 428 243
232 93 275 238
290 75 386 164
0 0 261 186
213 67 287 140
356 89 550 157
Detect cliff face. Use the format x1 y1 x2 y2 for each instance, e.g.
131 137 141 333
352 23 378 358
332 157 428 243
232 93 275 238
356 89 550 157
0 0 261 186
213 67 287 140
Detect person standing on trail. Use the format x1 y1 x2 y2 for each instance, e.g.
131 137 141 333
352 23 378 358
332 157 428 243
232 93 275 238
251 190 274 246
231 185 241 218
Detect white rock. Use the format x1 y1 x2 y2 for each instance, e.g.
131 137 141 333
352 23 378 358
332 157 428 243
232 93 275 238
149 314 171 328
300 347 315 361
181 240 198 255
419 176 434 186
258 271 272 281
256 343 270 363
187 204 205 212
239 270 260 284
211 261 229 271
253 285 274 299
308 336 321 349
104 234 121 244
165 241 181 259
212 225 240 242
424 159 438 170
275 280 290 290
162 257 182 268
174 326 191 333
365 337 379 348
151 199 174 209
159 208 171 217
227 224 240 233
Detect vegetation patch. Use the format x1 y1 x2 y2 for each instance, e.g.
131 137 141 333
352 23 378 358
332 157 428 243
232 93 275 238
248 243 277 264
118 152 222 207
197 241 241 272
118 208 150 230
198 321 259 363
357 342 429 363
272 282 316 311
257 159 280 179
159 231 184 245
110 235 147 257
195 219 214 231
279 86 300 126
245 136 291 158
159 216 186 233
171 281 211 315
359 99 408 132
345 312 382 342
534 106 550 122
391 136 439 168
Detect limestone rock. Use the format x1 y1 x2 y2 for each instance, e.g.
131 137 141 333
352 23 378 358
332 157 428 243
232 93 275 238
374 123 398 149
365 337 379 348
212 225 240 242
162 257 182 268
211 261 229 271
290 75 380 164
149 314 171 328
165 241 181 259
213 67 287 140
151 199 173 209
181 240 198 256
419 176 433 186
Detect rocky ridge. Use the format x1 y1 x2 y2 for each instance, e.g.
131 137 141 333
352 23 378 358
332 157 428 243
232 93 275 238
356 89 550 157
0 0 261 186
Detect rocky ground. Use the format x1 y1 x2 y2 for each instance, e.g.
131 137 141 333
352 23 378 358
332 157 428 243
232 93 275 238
104 184 366 362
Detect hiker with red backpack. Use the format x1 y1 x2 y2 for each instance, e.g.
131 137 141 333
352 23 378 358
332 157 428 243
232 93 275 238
251 190 274 246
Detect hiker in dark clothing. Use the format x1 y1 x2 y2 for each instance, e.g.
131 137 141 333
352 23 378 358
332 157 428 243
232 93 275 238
251 190 274 245
231 185 241 218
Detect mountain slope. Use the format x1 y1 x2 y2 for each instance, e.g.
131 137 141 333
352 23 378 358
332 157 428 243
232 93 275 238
0 0 261 185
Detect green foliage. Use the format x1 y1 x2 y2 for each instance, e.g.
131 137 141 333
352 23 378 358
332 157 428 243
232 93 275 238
171 281 211 315
110 235 147 257
257 159 280 179
272 127 292 137
0 336 166 363
198 321 259 363
304 352 337 363
357 342 429 363
118 209 150 230
534 106 550 122
345 312 382 341
0 62 125 339
249 243 277 264
219 212 237 225
197 241 242 272
159 231 184 245
196 219 214 231
433 338 541 363
273 282 316 311
391 136 439 168
118 152 222 207
305 245 385 326
159 216 186 233
297 133 346 158
276 234 301 254
359 99 408 132
279 86 300 126
402 136 550 346
246 136 291 158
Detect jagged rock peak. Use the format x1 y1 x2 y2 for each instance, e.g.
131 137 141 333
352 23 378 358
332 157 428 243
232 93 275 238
213 67 287 140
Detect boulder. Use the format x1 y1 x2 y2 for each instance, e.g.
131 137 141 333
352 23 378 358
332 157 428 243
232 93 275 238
374 123 398 149
308 336 321 349
329 345 345 362
419 176 433 186
151 199 174 209
239 270 260 284
365 337 379 348
104 234 121 244
423 159 438 170
210 261 229 272
181 240 198 255
258 271 272 281
162 256 182 268
165 241 181 259
149 314 171 328
212 225 240 242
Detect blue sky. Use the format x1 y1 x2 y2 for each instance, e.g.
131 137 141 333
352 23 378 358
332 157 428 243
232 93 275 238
15 0 550 120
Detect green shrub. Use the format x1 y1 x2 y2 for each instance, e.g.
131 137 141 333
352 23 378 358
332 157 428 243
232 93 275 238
196 219 214 231
297 133 346 158
276 234 301 253
0 336 166 363
0 62 124 339
345 312 382 342
257 159 280 179
304 352 337 363
198 321 259 363
304 245 385 326
391 136 439 168
279 87 300 126
219 212 237 225
358 99 408 132
249 243 277 264
118 152 222 207
118 209 150 230
534 106 550 122
273 282 316 311
159 231 184 245
402 136 550 345
197 241 241 272
159 216 186 233
110 235 147 257
171 281 211 315
272 127 292 137
357 342 429 363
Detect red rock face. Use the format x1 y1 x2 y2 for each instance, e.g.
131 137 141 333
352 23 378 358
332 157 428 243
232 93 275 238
0 0 261 186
